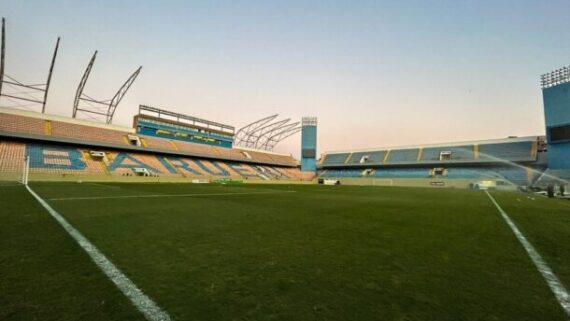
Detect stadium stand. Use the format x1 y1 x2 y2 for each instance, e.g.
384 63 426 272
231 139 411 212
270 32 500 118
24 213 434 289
321 153 350 166
444 168 494 179
318 137 544 187
0 108 298 168
421 146 474 161
346 151 386 165
50 120 129 146
320 169 363 177
492 167 536 186
386 149 418 163
0 107 309 183
0 140 308 181
478 141 535 162
322 138 538 166
0 112 47 136
138 135 177 151
370 168 430 178
319 165 537 186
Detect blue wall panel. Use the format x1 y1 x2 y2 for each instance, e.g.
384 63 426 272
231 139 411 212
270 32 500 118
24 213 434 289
301 125 317 172
542 82 570 170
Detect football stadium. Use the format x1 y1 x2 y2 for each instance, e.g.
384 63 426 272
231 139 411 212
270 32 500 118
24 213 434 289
1 5 570 321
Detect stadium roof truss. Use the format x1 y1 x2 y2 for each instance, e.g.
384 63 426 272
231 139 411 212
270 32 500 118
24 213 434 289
235 114 302 151
72 51 142 124
0 17 60 113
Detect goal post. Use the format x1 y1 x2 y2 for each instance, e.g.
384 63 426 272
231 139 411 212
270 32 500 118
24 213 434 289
0 155 29 186
22 156 30 185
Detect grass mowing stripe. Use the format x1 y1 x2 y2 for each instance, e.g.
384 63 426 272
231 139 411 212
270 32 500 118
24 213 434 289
485 190 570 317
48 190 297 201
25 185 173 321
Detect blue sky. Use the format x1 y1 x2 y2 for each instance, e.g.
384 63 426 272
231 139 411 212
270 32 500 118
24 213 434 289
1 0 569 156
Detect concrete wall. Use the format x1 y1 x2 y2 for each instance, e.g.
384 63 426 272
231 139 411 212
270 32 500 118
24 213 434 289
0 172 315 185
329 177 494 189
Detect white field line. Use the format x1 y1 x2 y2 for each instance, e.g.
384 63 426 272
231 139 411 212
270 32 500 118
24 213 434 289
25 185 172 321
84 182 124 190
485 190 570 317
48 190 297 201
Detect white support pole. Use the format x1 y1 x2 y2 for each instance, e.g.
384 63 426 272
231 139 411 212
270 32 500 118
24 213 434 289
24 156 30 185
26 156 30 185
21 156 26 185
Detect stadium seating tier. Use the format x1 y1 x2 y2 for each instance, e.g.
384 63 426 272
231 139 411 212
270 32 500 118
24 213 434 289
0 112 297 167
0 140 309 181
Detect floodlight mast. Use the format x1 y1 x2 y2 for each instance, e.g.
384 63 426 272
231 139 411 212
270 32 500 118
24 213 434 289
72 50 142 124
541 65 570 89
0 17 60 113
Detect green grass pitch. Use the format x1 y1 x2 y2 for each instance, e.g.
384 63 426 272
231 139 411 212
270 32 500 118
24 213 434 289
1 182 570 320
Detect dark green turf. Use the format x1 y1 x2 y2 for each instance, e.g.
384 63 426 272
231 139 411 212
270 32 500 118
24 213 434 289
2 182 569 320
0 185 146 321
490 191 570 291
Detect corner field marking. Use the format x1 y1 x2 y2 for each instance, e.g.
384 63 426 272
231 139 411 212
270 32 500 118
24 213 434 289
48 190 297 201
485 190 570 316
25 185 172 321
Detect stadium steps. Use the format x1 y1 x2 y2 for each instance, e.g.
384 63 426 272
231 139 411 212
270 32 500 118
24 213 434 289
383 150 390 163
530 142 538 159
101 161 111 175
44 120 52 136
168 158 187 178
83 150 112 176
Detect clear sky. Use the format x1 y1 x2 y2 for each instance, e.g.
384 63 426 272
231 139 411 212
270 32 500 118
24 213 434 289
1 0 569 157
